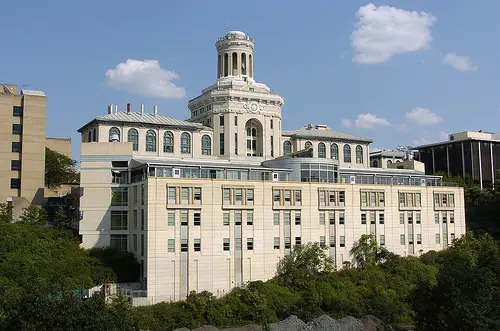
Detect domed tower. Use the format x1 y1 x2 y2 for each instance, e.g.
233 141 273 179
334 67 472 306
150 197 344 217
188 31 284 162
216 31 254 79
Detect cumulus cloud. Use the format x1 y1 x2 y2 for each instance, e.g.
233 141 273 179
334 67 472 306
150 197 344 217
443 53 478 72
105 59 186 98
405 107 442 125
341 119 352 128
351 3 436 64
355 113 390 128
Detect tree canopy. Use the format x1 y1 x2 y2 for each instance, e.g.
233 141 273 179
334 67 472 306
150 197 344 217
45 147 79 188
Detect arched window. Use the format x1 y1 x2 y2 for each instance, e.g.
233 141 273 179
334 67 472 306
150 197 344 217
318 143 326 158
331 143 339 160
87 131 92 142
223 53 228 76
201 135 211 155
181 132 191 154
241 53 247 75
249 54 253 77
373 160 379 168
356 145 363 164
245 119 262 157
232 52 237 75
128 128 139 151
146 130 156 152
163 131 174 153
218 55 222 78
305 141 312 149
343 144 351 163
92 128 97 142
283 141 292 155
109 127 120 142
387 160 393 165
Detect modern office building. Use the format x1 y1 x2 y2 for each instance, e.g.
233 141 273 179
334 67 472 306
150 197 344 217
78 31 466 305
415 131 500 189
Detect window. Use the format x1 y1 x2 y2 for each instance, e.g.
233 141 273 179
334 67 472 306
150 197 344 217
168 187 176 204
110 234 128 252
284 237 291 249
247 189 254 204
109 127 120 142
247 211 254 225
10 178 20 189
141 184 145 205
319 212 325 225
435 233 440 244
443 233 448 246
274 237 280 249
181 132 191 154
133 210 138 229
435 213 440 224
283 141 292 155
247 238 254 250
181 210 188 226
223 188 230 203
110 211 128 230
128 129 139 151
235 211 242 225
181 187 189 203
168 239 175 252
339 236 345 247
12 142 21 153
416 212 421 224
273 212 280 225
284 211 290 225
11 160 21 171
329 236 335 247
111 188 128 206
141 234 145 256
408 212 413 224
295 191 302 204
234 116 238 126
320 236 326 247
194 212 201 226
370 211 376 224
133 234 137 252
235 189 243 203
12 124 22 135
219 115 224 126
163 131 174 153
141 209 145 230
223 238 230 251
379 235 385 246
201 135 211 155
399 192 422 207
434 193 455 208
318 143 326 158
235 133 238 155
360 191 385 208
339 212 345 224
194 239 201 252
450 213 455 223
409 234 414 245
450 233 455 241
168 212 175 226
294 212 301 225
146 130 157 152
343 144 351 163
270 136 274 157
417 234 422 244
400 213 405 224
13 106 23 116
355 145 363 164
223 212 230 226
181 239 188 252
400 234 405 245
305 141 312 149
330 143 339 160
270 119 273 129
295 237 301 245
379 213 385 224
273 190 280 203
361 213 367 224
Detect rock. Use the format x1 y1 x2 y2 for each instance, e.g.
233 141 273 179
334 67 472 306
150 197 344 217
193 326 220 331
300 315 341 331
173 328 191 331
223 325 262 331
270 315 306 331
337 316 365 331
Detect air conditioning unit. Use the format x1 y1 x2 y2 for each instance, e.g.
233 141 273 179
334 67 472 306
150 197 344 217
349 176 356 184
272 172 279 181
173 168 181 178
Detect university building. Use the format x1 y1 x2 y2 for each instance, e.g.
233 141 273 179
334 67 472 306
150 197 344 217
78 31 465 304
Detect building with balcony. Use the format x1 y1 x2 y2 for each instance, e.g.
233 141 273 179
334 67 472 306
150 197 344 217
77 31 466 305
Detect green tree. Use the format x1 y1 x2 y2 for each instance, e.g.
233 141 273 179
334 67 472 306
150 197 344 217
89 247 140 283
0 203 12 224
20 205 47 225
53 208 73 230
276 242 333 288
45 148 79 189
349 234 394 268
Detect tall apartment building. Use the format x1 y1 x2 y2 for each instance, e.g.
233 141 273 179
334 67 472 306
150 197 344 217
78 31 466 305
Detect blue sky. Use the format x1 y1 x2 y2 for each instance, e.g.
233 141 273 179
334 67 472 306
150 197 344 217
1 0 499 160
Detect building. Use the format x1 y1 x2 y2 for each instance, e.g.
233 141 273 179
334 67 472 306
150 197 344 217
415 130 500 189
78 31 465 305
369 150 407 168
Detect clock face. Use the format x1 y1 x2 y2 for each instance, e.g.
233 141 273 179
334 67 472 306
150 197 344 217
250 102 258 112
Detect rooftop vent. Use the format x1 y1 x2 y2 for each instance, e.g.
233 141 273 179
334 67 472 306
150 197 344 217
315 124 328 130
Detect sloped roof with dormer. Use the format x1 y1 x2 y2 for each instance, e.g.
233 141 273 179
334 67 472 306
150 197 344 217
282 125 372 143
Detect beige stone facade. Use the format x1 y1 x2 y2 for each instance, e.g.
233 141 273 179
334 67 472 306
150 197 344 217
78 31 466 305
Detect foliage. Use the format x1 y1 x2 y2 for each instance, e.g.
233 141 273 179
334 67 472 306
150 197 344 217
89 247 140 283
45 147 79 188
53 208 74 230
349 234 394 267
20 205 47 225
0 203 12 224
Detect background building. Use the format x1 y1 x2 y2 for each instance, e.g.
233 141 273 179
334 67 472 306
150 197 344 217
78 31 465 305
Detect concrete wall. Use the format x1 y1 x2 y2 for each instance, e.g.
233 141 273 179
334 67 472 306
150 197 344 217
46 137 72 158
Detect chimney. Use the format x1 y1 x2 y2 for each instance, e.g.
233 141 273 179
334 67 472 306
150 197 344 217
154 105 158 116
127 103 131 113
115 105 118 114
141 104 144 115
108 104 113 114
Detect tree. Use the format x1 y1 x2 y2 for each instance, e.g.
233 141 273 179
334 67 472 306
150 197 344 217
89 247 140 283
276 243 333 288
20 205 47 225
349 234 394 268
53 208 73 230
0 203 12 224
45 148 79 189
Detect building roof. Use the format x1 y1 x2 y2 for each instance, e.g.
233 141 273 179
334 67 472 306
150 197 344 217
370 150 406 158
78 111 211 132
21 89 46 96
283 124 372 143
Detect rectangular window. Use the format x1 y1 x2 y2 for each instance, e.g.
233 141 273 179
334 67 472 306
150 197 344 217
11 160 21 171
339 191 345 204
284 237 291 249
181 239 188 252
361 213 367 224
369 192 376 206
400 234 405 245
223 238 230 251
141 234 144 256
235 211 242 225
133 186 138 204
295 237 301 245
168 239 175 252
400 213 405 224
370 211 376 224
247 189 254 204
273 190 280 203
12 124 22 135
379 234 385 246
193 212 201 226
168 212 175 226
416 193 421 207
133 234 137 252
194 239 201 252
181 187 189 203
416 212 421 224
399 192 405 206
295 191 302 204
234 116 238 126
329 235 335 247
361 192 367 206
294 212 301 225
450 212 454 223
284 211 290 225
320 236 326 247
223 212 230 226
235 238 242 251
408 212 413 224
270 136 274 157
270 119 273 129
247 211 254 225
194 188 202 203
110 234 128 252
284 190 291 203
319 191 326 206
133 210 138 229
319 212 325 225
436 233 440 244
110 211 128 230
168 187 176 204
219 115 224 126
111 187 128 206
220 133 225 155
450 233 455 241
339 212 345 225
339 236 345 247
443 233 448 246
223 188 230 203
12 142 22 153
247 238 254 250
235 189 243 203
417 234 422 244
329 212 335 225
409 234 414 245
273 212 280 225
408 193 414 207
141 209 145 230
274 237 280 249
379 213 385 224
141 184 145 205
235 133 238 155
13 106 23 117
435 212 440 224
379 192 385 205
181 210 188 226
442 215 447 223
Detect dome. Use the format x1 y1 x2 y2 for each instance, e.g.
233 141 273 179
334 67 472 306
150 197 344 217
226 30 246 38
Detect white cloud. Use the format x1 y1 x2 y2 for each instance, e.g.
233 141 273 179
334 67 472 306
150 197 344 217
351 3 436 64
341 119 352 128
443 53 478 72
355 113 390 128
105 59 186 98
405 107 442 125
412 138 432 146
